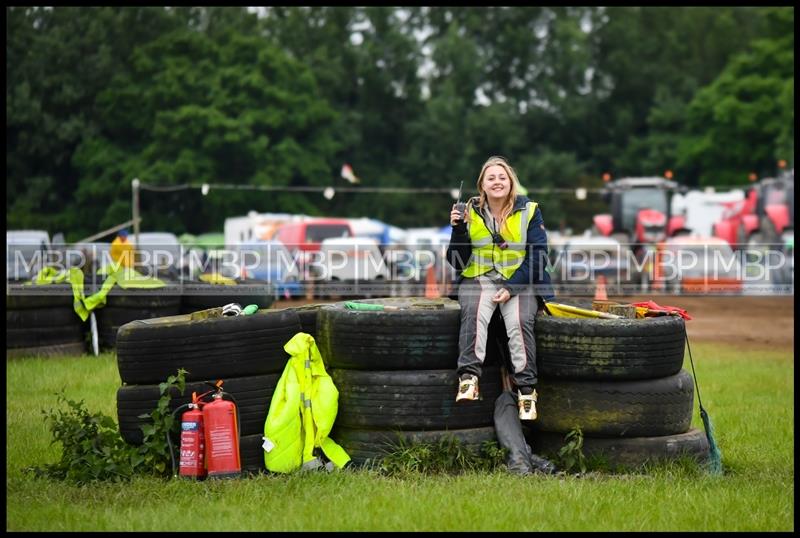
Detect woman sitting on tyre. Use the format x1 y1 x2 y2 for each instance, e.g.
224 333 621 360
446 155 555 421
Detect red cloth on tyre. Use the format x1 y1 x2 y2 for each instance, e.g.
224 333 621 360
631 300 692 320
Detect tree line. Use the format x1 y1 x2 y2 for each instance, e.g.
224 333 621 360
6 6 794 240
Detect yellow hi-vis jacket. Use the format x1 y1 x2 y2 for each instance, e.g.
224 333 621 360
28 266 164 321
263 332 350 473
461 201 538 279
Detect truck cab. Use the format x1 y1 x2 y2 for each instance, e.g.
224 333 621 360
593 177 687 247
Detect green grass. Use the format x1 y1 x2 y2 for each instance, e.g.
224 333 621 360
6 342 794 531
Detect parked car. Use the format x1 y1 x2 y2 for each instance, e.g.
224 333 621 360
657 236 742 294
317 237 390 283
275 218 353 278
236 239 304 298
275 218 353 250
552 234 635 295
6 230 50 280
131 232 182 277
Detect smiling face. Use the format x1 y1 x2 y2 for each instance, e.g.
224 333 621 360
481 164 512 202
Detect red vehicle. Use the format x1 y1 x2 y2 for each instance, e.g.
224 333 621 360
712 170 794 250
654 236 743 295
592 177 688 249
274 218 353 280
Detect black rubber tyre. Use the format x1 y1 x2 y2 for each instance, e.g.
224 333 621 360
117 374 279 445
317 297 461 370
331 426 497 466
92 284 182 348
95 303 181 349
331 366 501 430
534 315 686 380
5 283 75 309
179 279 275 314
116 309 302 384
6 341 87 359
240 433 267 475
6 300 86 355
103 285 183 309
6 307 78 326
293 303 329 340
534 369 695 437
7 324 85 348
526 428 710 470
269 303 328 341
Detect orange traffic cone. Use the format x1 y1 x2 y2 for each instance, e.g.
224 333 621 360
425 265 441 299
594 274 608 301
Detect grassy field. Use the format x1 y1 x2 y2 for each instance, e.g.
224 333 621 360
6 342 794 532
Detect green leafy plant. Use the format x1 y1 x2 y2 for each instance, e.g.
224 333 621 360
136 369 187 476
26 369 187 484
377 436 507 475
555 426 588 474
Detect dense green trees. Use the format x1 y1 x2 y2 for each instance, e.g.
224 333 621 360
6 6 794 239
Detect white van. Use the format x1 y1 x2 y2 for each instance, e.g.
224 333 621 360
317 237 390 282
7 230 50 280
132 232 182 275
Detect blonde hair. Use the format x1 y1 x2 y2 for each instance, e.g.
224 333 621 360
475 156 519 232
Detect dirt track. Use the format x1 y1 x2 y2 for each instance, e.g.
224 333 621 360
618 295 794 351
274 295 794 352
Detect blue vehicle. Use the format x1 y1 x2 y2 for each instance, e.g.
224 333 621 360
236 239 304 299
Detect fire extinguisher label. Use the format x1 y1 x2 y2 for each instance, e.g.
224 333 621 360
208 427 235 457
182 421 200 431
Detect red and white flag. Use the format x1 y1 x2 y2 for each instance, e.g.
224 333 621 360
341 163 360 184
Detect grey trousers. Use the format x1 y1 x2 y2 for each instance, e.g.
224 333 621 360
457 275 538 388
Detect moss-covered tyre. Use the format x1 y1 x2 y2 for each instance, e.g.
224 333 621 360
115 309 302 384
534 369 695 437
332 366 501 430
534 315 686 380
117 373 280 445
526 428 710 470
271 303 329 341
179 279 275 314
331 426 497 466
316 297 461 370
6 285 87 357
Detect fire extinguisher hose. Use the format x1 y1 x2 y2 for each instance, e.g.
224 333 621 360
167 403 192 478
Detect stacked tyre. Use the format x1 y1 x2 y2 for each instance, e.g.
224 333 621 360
115 308 303 474
179 279 276 315
6 282 87 358
94 284 182 349
317 297 499 466
525 315 710 470
271 303 330 341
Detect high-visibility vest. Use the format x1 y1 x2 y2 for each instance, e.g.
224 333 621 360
462 201 537 279
263 333 351 473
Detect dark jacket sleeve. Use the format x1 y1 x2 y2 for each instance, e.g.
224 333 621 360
505 206 556 301
446 221 472 273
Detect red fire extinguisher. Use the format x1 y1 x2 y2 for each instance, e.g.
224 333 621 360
203 380 241 479
177 391 208 480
